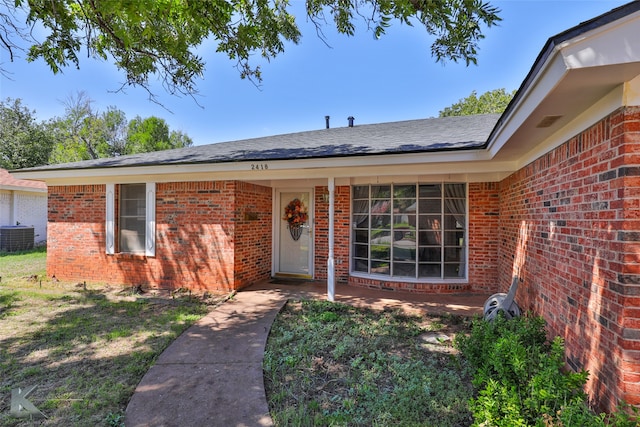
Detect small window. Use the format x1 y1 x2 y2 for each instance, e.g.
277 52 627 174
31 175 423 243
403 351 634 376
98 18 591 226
119 184 146 253
106 182 155 256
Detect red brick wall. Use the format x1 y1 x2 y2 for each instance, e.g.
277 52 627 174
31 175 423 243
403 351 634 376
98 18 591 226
47 185 107 281
155 181 236 291
498 106 640 410
233 181 272 288
47 180 271 292
314 185 350 282
469 182 501 293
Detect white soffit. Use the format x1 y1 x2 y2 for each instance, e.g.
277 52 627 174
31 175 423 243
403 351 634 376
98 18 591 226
488 9 640 163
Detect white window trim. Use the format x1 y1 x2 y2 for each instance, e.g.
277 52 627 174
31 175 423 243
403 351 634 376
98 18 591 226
105 182 156 256
145 182 156 257
106 183 115 255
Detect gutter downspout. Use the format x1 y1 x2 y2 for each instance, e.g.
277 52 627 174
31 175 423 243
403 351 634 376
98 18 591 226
327 177 335 302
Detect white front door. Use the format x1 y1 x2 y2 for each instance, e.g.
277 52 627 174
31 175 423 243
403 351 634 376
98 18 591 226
276 190 313 277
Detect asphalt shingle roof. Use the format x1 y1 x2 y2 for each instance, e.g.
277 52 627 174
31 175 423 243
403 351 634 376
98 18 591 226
19 114 500 172
0 168 47 189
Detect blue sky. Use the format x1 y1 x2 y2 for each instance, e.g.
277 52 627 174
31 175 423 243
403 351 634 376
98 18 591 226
0 0 631 146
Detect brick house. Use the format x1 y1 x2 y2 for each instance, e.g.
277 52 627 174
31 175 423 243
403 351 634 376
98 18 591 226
12 2 640 411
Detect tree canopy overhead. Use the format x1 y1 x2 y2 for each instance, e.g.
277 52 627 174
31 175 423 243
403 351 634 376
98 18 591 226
2 0 501 98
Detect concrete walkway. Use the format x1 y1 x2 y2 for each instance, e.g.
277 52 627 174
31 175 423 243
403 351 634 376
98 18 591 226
125 282 487 427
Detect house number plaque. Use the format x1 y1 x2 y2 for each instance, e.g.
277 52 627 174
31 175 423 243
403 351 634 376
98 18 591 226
250 164 269 170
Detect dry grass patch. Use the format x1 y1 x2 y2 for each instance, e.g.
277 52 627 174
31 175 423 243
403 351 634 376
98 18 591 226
264 299 475 426
0 249 226 426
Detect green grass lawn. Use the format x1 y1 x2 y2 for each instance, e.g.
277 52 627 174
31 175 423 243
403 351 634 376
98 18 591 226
264 299 474 426
0 249 220 426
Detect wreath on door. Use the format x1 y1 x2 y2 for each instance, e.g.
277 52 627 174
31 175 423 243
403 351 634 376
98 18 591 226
283 198 308 241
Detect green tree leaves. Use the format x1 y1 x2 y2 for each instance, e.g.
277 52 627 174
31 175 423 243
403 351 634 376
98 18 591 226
126 116 192 155
1 95 194 168
4 0 501 97
439 88 515 117
0 98 54 169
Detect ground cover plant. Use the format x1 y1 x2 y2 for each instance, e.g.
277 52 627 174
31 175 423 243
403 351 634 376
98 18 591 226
263 299 474 426
0 249 221 426
455 314 639 427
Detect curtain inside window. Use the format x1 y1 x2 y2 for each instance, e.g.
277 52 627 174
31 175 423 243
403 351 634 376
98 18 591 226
444 184 466 277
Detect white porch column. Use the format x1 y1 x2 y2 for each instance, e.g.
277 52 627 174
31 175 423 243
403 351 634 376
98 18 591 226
327 177 335 302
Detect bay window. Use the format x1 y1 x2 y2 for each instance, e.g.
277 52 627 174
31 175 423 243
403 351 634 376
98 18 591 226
352 183 466 280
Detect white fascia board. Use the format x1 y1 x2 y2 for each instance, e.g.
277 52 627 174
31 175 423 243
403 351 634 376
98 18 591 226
0 185 47 193
14 148 508 185
487 53 569 159
488 11 640 161
561 13 640 70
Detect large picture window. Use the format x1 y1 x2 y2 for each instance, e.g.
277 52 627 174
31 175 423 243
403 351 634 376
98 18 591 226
352 183 466 280
105 182 156 256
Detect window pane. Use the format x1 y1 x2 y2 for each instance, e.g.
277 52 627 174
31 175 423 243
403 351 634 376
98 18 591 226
418 231 441 246
393 215 416 229
370 244 390 261
354 230 369 243
393 199 416 214
371 215 391 228
444 247 461 262
121 183 145 202
444 263 463 278
353 186 369 199
444 231 464 246
394 185 416 198
371 230 391 245
371 200 390 214
121 199 145 215
120 218 145 253
445 183 465 198
354 244 369 258
419 264 441 278
371 261 390 275
418 215 441 230
419 199 440 213
353 259 368 272
445 200 465 215
393 262 415 277
353 201 369 214
371 185 390 199
420 184 441 198
393 244 415 261
444 214 464 230
419 247 441 262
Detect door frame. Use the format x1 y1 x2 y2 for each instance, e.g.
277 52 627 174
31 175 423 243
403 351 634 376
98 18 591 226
272 187 315 279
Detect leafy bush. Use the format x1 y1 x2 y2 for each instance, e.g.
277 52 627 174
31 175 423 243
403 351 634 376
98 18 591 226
455 314 638 427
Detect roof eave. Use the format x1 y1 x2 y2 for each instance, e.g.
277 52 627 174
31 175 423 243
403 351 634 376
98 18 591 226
486 1 640 161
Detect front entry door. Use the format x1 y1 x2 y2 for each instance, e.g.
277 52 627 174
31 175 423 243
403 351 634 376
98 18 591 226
277 190 313 278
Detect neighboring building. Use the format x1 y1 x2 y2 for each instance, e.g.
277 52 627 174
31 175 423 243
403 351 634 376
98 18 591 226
0 168 47 249
11 2 640 411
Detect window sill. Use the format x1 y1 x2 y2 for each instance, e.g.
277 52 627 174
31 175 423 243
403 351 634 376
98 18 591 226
349 271 468 284
109 253 153 261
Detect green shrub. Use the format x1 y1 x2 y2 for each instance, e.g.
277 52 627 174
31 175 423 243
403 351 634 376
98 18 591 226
455 314 638 427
